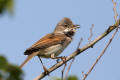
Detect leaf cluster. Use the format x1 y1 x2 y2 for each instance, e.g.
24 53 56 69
0 0 13 15
0 55 23 80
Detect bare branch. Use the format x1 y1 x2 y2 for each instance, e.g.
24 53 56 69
81 1 119 79
33 19 120 80
82 25 119 80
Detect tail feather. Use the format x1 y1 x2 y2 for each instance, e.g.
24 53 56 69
20 52 39 68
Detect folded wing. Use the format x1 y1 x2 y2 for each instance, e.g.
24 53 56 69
24 33 66 55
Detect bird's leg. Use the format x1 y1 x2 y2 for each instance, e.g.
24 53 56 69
51 54 59 63
51 54 66 63
38 56 49 75
51 54 67 79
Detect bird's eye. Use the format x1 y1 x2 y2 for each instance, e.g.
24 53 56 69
64 24 68 27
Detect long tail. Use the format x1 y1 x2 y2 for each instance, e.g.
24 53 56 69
20 52 39 68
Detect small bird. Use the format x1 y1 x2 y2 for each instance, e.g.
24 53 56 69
20 17 79 72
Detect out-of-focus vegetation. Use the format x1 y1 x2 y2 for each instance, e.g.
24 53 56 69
0 0 14 15
51 75 78 80
0 55 23 80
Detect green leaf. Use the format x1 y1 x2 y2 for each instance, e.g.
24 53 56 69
51 76 78 80
0 0 7 14
6 64 23 80
0 0 14 15
51 76 62 80
6 0 14 14
0 56 23 80
0 56 8 70
67 76 78 80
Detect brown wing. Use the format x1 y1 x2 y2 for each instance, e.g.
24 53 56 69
24 33 66 55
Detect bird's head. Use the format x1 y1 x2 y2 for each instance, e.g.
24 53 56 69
54 17 80 37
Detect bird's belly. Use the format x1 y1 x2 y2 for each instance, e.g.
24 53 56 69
39 37 71 58
39 42 70 58
38 44 62 58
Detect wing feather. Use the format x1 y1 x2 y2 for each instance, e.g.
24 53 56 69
24 33 66 55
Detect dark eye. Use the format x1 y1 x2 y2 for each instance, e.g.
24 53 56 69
64 24 68 27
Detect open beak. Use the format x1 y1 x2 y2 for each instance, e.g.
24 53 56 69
73 24 80 29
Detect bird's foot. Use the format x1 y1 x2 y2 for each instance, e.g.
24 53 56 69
43 66 49 75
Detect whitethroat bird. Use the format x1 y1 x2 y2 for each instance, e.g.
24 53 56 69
20 17 79 73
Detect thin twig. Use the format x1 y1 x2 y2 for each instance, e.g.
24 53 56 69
77 38 83 49
33 19 120 80
88 24 94 43
64 57 75 80
112 0 118 22
61 60 67 80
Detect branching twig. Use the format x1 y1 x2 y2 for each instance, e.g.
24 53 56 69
61 59 67 80
63 57 75 80
81 1 119 80
63 37 83 80
82 24 119 80
33 19 120 80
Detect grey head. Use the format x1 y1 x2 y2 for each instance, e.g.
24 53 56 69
54 17 80 37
